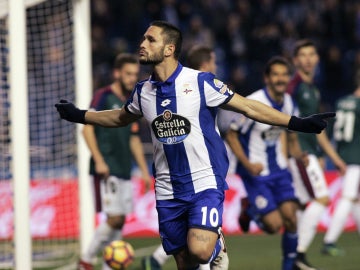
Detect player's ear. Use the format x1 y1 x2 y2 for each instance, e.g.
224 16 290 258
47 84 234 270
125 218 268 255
164 44 175 57
113 69 120 80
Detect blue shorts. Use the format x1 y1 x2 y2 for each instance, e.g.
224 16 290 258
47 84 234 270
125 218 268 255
242 170 296 217
156 188 224 255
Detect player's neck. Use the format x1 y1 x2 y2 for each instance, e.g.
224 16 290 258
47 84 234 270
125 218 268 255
297 70 314 84
268 89 284 104
153 58 178 82
111 82 127 101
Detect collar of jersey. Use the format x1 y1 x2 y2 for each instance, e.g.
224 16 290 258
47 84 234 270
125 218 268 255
149 63 183 86
263 87 284 111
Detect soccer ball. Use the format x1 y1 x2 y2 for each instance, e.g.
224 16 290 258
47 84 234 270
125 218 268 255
103 240 135 270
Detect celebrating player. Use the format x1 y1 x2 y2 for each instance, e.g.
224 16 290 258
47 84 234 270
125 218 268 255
55 21 334 270
141 45 221 270
221 56 306 270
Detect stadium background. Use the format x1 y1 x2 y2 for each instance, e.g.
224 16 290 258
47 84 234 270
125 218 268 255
90 0 360 110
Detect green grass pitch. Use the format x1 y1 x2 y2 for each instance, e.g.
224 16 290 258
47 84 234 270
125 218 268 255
123 231 359 270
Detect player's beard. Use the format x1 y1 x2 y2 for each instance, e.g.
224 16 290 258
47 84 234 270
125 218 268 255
119 79 134 94
139 49 165 65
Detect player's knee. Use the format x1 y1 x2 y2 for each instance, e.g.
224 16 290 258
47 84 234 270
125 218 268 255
261 216 282 234
283 216 297 232
107 215 125 229
188 245 212 264
265 223 282 234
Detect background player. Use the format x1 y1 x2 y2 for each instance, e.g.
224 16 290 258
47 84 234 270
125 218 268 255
322 71 360 256
55 20 334 270
287 39 347 270
141 45 219 270
79 53 152 270
222 56 306 270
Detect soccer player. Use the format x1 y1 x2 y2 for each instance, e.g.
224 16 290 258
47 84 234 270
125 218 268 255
287 39 347 270
141 45 218 270
55 20 334 270
79 53 152 270
322 71 360 255
222 56 306 270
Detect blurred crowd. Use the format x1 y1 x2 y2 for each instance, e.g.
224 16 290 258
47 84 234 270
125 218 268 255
91 0 360 110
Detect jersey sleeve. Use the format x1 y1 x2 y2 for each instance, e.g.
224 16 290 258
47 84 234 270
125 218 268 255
201 73 234 107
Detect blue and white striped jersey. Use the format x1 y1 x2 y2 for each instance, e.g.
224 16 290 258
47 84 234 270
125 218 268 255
230 88 297 177
125 63 234 200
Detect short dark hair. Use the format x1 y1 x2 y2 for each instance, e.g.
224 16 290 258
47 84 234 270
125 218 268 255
264 56 292 76
114 53 139 69
186 45 214 70
150 20 182 59
293 39 317 57
113 53 138 69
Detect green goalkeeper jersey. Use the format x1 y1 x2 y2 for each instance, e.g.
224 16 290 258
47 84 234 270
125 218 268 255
287 73 322 156
89 85 139 179
334 94 360 165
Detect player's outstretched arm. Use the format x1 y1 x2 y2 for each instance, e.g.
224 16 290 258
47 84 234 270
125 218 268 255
222 93 335 134
55 99 140 127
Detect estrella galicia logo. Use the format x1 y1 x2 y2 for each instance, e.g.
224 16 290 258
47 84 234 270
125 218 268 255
151 109 191 144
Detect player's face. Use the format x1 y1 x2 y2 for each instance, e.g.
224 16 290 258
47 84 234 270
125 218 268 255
265 63 290 96
114 63 140 92
139 26 167 65
293 46 319 75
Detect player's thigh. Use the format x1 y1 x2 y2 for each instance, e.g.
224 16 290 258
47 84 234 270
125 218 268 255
306 155 329 199
289 157 311 204
100 176 133 216
188 189 224 231
342 165 360 199
187 189 224 254
187 227 218 257
272 170 297 205
261 209 283 233
156 199 188 255
243 177 278 218
289 155 328 203
156 189 225 256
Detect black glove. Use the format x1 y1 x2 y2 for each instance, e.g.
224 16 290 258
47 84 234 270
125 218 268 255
54 99 87 124
288 112 336 134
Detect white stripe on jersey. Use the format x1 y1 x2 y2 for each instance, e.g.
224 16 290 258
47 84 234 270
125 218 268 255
126 64 233 200
231 89 297 176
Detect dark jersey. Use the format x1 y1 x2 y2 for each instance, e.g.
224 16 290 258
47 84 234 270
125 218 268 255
287 73 321 156
89 85 138 179
333 94 360 165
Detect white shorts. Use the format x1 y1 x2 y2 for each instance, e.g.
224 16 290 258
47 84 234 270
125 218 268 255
341 165 360 200
99 175 133 216
289 154 329 205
